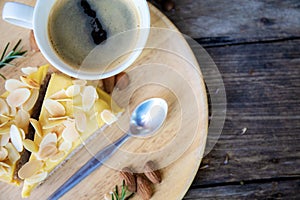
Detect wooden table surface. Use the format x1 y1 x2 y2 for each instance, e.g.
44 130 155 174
148 0 300 199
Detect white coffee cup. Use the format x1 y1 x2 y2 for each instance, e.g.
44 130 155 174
2 0 150 80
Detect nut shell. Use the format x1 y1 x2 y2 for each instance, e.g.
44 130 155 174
137 175 153 200
115 72 129 90
119 167 136 192
144 160 162 184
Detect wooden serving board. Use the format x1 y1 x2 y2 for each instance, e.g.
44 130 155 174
0 1 208 199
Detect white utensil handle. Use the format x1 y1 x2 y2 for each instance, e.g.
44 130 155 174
2 2 34 29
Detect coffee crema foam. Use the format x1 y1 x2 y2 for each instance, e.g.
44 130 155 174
48 0 140 72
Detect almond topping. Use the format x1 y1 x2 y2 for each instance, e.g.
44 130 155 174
23 139 38 153
50 151 65 162
62 122 80 143
0 98 9 115
0 147 8 161
20 128 26 140
0 134 10 146
25 171 48 184
4 79 26 92
7 88 31 108
18 160 43 179
74 111 87 132
0 121 9 128
22 88 39 111
10 125 23 152
49 89 68 99
58 141 72 152
100 109 117 125
14 109 30 131
40 133 57 148
82 86 98 111
44 99 66 117
29 118 43 137
38 143 58 160
20 76 40 89
21 67 38 75
48 116 69 121
9 104 16 116
42 119 65 130
6 143 20 163
0 161 10 168
66 85 81 97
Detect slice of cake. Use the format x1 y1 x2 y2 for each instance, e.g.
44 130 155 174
19 73 121 197
0 65 49 185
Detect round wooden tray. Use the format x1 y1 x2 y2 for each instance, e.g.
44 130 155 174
0 1 208 199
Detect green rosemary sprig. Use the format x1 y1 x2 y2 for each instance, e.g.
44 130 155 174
111 180 134 200
0 39 27 79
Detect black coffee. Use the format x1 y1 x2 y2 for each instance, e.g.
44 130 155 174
48 0 139 69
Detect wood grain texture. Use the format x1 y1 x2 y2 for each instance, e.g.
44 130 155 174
183 40 300 198
185 179 300 199
150 0 300 46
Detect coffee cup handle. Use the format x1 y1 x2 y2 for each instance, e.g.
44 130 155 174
2 2 34 29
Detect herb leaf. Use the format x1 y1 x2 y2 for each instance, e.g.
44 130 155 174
0 39 27 79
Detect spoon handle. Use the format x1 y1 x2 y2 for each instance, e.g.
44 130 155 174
48 133 129 200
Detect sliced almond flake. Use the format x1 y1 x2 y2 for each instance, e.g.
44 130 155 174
18 160 43 179
23 139 38 153
25 171 48 184
20 76 40 89
100 110 117 125
0 166 7 175
44 99 66 117
0 98 9 115
55 98 72 102
6 143 20 163
58 140 72 152
20 128 26 140
49 89 68 99
29 118 43 137
0 147 8 161
7 88 31 108
40 133 57 148
4 79 26 92
0 125 10 135
42 119 65 130
72 79 87 86
74 111 87 132
0 114 12 121
22 88 39 111
62 122 80 143
50 151 65 162
51 125 65 140
66 85 81 97
82 86 97 111
38 144 57 160
0 134 10 146
10 125 23 152
9 105 16 116
48 116 68 121
14 109 30 131
21 66 38 75
0 121 9 128
0 161 10 168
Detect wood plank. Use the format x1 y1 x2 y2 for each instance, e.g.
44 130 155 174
149 0 300 45
189 40 300 186
184 179 300 199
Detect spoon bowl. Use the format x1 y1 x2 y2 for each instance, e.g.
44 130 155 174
130 98 168 136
